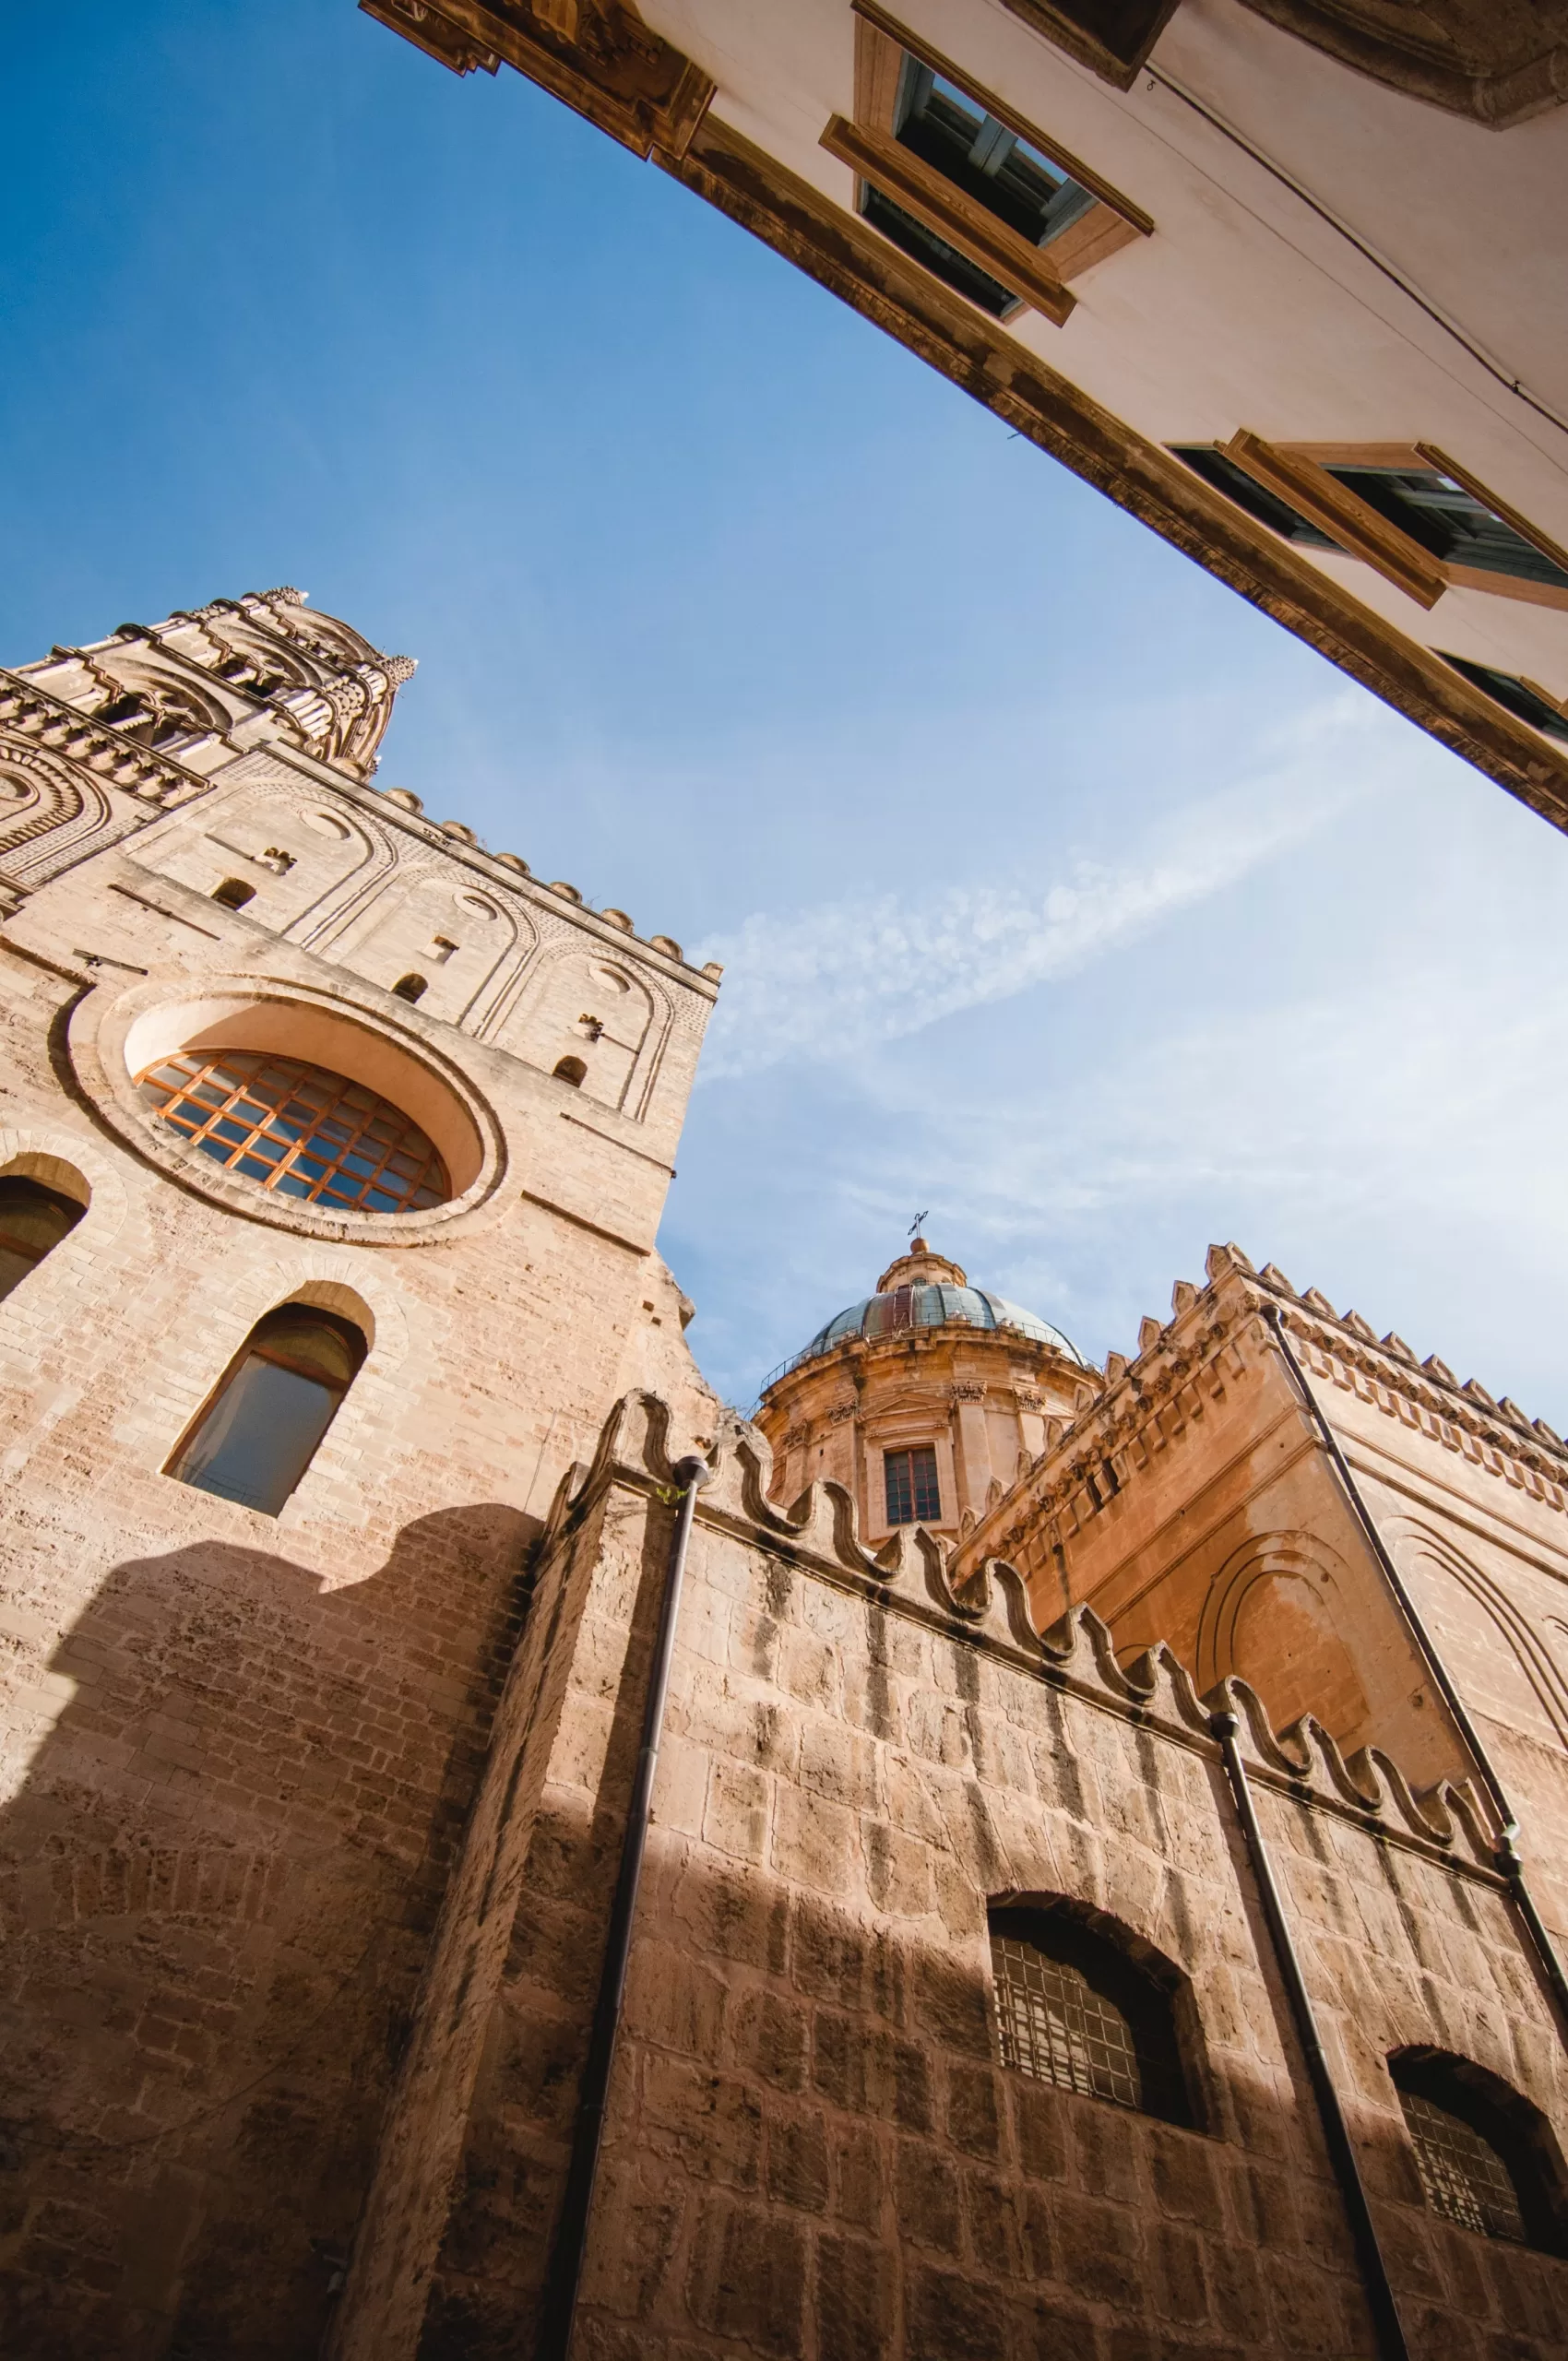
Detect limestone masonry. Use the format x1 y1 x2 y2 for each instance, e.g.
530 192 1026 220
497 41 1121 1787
2 591 1567 2359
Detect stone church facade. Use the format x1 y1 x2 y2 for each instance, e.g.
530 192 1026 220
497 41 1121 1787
1 592 1567 2360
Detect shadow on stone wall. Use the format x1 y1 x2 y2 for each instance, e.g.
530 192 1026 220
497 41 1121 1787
0 1501 534 2361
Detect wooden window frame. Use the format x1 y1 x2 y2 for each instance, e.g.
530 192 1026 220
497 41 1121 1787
823 3 1153 331
1218 434 1568 613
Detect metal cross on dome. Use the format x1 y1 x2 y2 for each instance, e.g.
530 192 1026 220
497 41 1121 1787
909 1211 930 1240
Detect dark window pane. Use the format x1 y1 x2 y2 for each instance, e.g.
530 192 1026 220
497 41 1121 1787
172 1355 343 1515
1170 446 1339 548
896 60 1096 250
0 1243 38 1302
859 186 1022 318
1325 466 1568 589
885 1445 942 1525
0 1181 81 1259
1441 655 1568 742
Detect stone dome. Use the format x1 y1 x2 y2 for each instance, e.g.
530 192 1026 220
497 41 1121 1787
787 1240 1084 1376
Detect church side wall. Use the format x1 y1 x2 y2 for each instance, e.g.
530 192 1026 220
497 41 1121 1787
390 1426 1568 2360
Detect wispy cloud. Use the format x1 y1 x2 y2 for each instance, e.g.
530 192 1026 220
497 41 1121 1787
695 698 1405 1080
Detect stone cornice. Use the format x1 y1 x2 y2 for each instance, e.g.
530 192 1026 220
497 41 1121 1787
954 1243 1568 1584
1240 1248 1568 1515
759 1318 1088 1417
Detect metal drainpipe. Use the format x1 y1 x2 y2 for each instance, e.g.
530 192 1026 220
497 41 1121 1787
1210 1709 1410 2361
536 1454 711 2361
1262 1302 1568 2036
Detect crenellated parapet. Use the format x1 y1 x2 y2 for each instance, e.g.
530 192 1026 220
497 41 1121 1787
541 1389 1507 1886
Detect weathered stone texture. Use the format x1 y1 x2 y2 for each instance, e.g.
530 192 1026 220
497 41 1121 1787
0 598 718 2355
321 1412 1568 2360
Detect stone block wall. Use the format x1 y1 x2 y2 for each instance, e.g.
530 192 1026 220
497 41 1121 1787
332 1406 1568 2360
0 598 719 2357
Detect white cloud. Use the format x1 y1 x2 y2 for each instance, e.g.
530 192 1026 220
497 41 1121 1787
695 696 1414 1081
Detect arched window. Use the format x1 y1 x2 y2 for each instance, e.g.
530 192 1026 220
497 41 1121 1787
212 877 255 910
989 1902 1194 2127
169 1304 367 1515
1390 2051 1565 2252
392 974 427 1003
0 1176 86 1303
552 1055 587 1086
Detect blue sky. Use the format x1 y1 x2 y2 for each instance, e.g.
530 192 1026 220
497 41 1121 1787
6 3 1568 1420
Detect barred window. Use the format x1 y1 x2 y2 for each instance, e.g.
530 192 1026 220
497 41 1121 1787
136 1050 449 1213
1400 2089 1525 2243
990 1904 1194 2126
885 1444 941 1525
992 1932 1141 2107
1389 2053 1562 2251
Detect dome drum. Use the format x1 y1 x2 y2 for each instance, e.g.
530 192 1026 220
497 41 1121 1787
756 1240 1091 1546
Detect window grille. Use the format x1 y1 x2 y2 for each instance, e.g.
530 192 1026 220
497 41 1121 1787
885 1444 942 1525
1398 2086 1526 2244
136 1050 449 1212
170 1304 365 1515
0 1177 85 1303
991 1931 1143 2109
896 60 1096 252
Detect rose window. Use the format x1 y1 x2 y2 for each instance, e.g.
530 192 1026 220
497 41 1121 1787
136 1050 449 1212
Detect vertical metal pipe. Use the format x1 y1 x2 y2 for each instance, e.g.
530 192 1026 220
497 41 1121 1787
1210 1709 1409 2361
536 1455 710 2361
1263 1302 1568 2037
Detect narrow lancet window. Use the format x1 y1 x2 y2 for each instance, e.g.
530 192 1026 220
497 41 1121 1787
0 1176 86 1303
169 1304 366 1515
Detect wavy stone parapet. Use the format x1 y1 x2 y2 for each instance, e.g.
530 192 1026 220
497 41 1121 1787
540 1389 1505 1885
